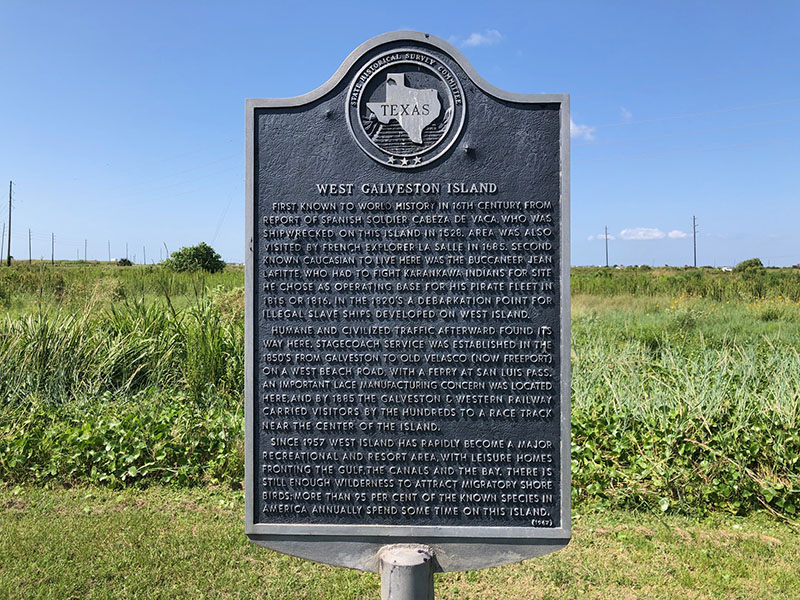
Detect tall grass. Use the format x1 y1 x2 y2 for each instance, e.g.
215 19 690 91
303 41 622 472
0 262 242 315
1 264 799 518
572 266 800 301
0 279 245 488
572 295 800 516
0 285 243 404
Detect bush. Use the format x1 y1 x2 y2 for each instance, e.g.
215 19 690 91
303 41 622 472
0 391 243 487
165 242 225 273
734 257 764 272
117 258 133 267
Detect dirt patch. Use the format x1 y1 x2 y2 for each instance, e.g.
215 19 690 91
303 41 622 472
593 524 654 537
594 525 627 536
738 532 782 547
0 498 27 511
180 500 205 514
672 526 692 542
698 529 783 548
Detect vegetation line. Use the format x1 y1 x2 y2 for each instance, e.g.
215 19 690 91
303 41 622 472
0 262 799 520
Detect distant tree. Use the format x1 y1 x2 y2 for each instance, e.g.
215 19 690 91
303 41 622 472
733 258 764 273
164 242 225 273
117 257 133 267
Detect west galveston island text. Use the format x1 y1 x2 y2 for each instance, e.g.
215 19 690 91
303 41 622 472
257 179 561 528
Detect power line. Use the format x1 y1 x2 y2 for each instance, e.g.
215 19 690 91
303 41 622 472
108 163 240 201
592 97 800 129
96 153 240 198
99 167 240 211
212 193 234 245
576 136 800 163
574 117 800 147
6 181 12 266
581 61 800 98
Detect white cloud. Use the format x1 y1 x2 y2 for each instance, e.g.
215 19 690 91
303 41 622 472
620 107 633 122
570 118 596 141
668 230 688 239
619 227 666 241
459 29 503 48
588 232 615 241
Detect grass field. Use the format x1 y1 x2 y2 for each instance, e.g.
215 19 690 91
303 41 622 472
1 262 799 597
0 261 243 318
2 485 798 600
2 262 798 518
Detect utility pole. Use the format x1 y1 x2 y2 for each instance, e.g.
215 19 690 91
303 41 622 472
28 229 31 264
692 216 697 268
126 242 128 260
604 226 609 267
108 240 111 262
7 181 12 266
51 233 54 265
143 246 146 265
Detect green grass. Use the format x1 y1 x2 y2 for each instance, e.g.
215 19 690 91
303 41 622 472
0 262 243 317
0 391 243 487
1 264 800 518
1 485 798 599
571 294 800 517
572 265 800 301
1 267 800 517
0 288 243 404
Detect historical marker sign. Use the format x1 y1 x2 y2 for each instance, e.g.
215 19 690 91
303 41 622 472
245 31 570 573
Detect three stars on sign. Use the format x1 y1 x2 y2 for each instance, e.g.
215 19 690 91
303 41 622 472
386 156 422 166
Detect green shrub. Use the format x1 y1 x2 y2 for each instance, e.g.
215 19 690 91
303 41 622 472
734 257 764 272
0 390 243 487
164 242 225 273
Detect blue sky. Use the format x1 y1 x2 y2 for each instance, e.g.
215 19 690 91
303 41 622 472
1 1 798 266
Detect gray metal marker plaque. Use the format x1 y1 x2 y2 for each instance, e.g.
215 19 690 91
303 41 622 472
245 31 570 574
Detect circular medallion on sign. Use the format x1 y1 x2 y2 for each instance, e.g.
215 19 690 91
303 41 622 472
346 49 466 169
